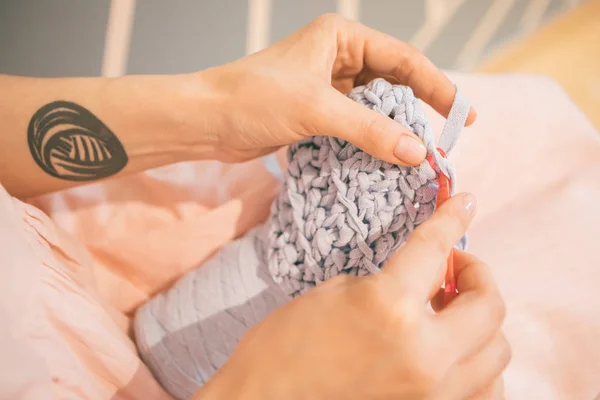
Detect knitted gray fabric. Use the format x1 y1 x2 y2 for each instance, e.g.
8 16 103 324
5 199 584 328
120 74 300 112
134 228 290 400
134 78 470 400
266 79 469 297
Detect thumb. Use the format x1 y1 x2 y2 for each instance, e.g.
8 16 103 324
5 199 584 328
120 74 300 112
315 88 427 166
379 192 477 302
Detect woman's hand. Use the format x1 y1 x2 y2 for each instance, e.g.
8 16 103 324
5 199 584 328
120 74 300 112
194 193 510 400
0 15 475 198
193 14 477 165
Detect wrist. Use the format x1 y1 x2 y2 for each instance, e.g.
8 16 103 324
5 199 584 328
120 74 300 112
100 73 223 166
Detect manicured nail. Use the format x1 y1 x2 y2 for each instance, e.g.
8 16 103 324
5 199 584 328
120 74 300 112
463 193 477 216
394 135 427 165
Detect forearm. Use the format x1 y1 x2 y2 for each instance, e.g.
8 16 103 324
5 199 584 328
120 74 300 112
0 73 221 198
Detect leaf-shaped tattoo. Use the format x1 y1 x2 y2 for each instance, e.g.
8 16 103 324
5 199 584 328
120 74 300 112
27 101 128 181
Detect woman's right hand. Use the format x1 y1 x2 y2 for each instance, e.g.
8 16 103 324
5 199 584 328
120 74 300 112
195 193 510 400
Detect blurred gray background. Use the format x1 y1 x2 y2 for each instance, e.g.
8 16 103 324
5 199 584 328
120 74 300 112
0 0 575 78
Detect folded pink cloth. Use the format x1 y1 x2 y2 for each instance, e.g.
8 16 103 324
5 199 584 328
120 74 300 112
1 73 599 399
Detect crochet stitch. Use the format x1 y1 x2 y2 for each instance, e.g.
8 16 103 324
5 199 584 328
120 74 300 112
266 79 468 297
134 78 470 400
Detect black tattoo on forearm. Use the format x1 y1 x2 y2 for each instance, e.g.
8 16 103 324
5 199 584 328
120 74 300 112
27 101 128 181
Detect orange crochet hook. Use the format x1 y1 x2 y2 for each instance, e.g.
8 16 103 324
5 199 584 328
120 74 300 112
427 149 456 300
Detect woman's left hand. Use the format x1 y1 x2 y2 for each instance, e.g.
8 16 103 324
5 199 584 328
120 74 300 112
192 14 477 166
0 15 476 198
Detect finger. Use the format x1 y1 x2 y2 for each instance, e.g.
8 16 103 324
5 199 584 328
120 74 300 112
379 192 477 302
431 288 444 312
440 332 511 400
431 249 483 312
435 251 506 360
341 20 477 126
313 87 427 166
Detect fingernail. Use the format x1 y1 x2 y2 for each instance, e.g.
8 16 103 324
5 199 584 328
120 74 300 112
394 135 427 165
463 193 477 216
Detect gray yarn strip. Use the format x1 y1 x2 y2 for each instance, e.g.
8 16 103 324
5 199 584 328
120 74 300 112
261 153 284 181
438 87 470 155
135 228 291 400
134 79 470 399
436 87 470 195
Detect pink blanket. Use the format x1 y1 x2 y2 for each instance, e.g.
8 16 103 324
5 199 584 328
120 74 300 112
1 73 599 399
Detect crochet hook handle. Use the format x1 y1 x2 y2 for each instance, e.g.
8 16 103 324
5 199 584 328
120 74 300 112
436 166 456 296
428 149 457 302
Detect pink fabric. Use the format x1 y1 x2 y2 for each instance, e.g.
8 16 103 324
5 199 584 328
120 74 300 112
1 74 599 399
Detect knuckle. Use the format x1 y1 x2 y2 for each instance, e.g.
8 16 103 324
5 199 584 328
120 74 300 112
485 292 507 325
372 271 415 307
363 277 421 329
391 43 422 84
359 113 381 137
390 295 422 329
410 226 449 260
359 278 390 310
407 47 428 71
312 13 346 30
442 198 470 230
497 335 512 368
357 115 386 156
408 358 444 396
346 279 395 324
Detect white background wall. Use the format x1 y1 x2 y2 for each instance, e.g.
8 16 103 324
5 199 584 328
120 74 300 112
0 0 578 78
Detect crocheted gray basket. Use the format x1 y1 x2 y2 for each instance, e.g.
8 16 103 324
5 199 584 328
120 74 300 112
266 78 468 297
133 78 471 400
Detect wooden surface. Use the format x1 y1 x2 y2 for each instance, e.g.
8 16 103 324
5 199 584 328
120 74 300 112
476 0 600 130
